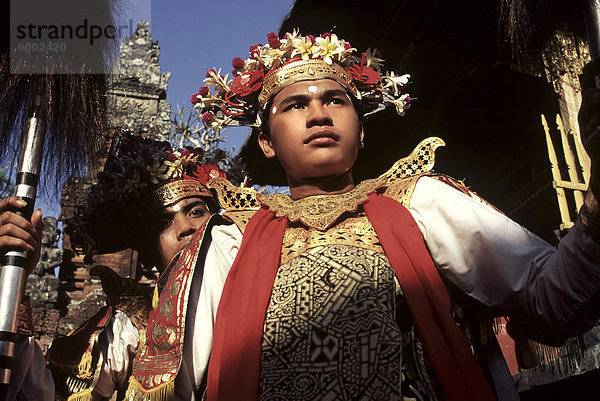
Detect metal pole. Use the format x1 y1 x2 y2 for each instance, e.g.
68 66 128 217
0 97 45 400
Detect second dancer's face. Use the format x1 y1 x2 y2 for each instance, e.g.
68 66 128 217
258 79 363 183
155 197 211 268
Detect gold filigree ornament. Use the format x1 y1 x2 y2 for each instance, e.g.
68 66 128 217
207 177 261 210
381 136 445 181
257 177 387 231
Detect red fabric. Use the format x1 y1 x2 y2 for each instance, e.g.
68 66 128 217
206 207 287 401
364 193 495 401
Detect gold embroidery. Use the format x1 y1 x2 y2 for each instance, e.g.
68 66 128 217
159 299 173 320
384 174 423 207
222 209 259 233
258 177 386 231
281 215 384 265
207 177 261 210
381 137 445 181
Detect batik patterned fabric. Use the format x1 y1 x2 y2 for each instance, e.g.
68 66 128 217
259 218 440 401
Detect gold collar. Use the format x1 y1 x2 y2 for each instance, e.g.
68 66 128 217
208 137 445 231
257 177 387 231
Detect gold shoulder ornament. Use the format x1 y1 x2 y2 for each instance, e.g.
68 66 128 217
207 177 261 210
380 136 445 181
382 137 445 206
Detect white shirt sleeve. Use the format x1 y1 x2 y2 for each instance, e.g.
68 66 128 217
8 337 55 401
91 310 140 400
191 222 242 391
409 176 600 343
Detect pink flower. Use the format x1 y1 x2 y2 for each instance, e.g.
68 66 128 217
198 86 209 96
232 57 245 69
202 111 215 123
267 32 281 48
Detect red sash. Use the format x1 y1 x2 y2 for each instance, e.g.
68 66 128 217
206 194 495 401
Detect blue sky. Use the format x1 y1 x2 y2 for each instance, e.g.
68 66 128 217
37 0 295 219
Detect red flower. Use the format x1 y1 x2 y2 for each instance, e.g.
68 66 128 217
166 152 177 162
190 94 200 105
180 149 191 158
348 54 381 89
267 32 281 48
321 32 331 39
188 165 209 184
249 43 263 58
232 68 243 76
348 64 381 87
230 70 265 99
232 57 245 69
344 42 352 50
307 35 315 44
205 68 217 78
202 111 215 123
205 164 226 180
188 164 225 185
198 86 209 96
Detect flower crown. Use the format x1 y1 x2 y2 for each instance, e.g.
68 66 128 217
190 30 411 133
95 134 225 208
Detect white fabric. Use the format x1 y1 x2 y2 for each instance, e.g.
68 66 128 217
9 337 54 401
92 309 140 400
410 176 600 341
189 223 242 394
409 175 556 307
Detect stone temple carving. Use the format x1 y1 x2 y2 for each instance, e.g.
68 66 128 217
106 20 171 140
33 217 63 277
26 217 62 306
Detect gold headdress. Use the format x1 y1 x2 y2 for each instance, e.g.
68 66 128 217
191 30 412 132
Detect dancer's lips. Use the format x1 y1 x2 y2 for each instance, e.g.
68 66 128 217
304 130 340 145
